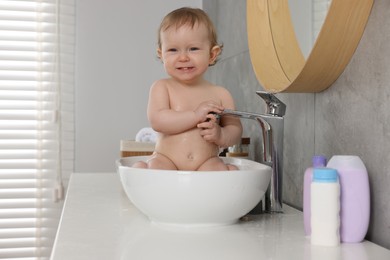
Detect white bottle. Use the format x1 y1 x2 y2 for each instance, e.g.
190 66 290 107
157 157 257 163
303 155 327 236
311 167 340 246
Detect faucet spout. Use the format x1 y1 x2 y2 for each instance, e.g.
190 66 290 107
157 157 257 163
256 91 286 117
222 93 285 213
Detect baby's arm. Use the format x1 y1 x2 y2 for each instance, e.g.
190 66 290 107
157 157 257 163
147 80 223 135
197 88 242 148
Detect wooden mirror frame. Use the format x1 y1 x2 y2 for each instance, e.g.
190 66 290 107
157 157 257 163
247 0 374 93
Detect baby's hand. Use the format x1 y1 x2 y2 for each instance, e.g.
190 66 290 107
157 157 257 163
193 101 224 123
197 114 222 144
206 112 221 124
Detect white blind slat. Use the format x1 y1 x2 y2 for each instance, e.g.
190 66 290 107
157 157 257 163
0 140 58 150
0 170 58 180
0 198 60 210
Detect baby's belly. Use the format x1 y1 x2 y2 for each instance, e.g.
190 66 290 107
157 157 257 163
155 129 219 171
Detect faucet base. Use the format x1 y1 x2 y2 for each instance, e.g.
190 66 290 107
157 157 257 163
248 199 283 214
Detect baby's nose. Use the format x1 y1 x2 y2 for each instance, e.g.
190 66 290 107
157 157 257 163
178 51 190 61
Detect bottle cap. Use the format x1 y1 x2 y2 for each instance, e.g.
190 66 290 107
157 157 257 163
313 168 338 182
312 155 327 167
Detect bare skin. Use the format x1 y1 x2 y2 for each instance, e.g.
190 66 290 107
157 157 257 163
133 22 242 171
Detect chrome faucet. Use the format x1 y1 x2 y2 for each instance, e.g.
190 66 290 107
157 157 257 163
222 91 286 213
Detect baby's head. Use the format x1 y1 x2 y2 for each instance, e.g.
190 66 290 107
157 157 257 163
157 7 223 65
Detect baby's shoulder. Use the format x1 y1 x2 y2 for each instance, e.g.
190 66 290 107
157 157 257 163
208 84 235 104
150 79 173 92
210 84 232 95
152 78 180 87
152 78 170 87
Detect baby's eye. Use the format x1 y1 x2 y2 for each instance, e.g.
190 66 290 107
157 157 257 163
167 48 177 52
189 47 199 51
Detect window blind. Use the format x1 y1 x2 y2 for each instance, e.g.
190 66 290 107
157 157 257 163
0 0 75 259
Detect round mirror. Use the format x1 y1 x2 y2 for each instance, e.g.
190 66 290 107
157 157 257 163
247 0 374 93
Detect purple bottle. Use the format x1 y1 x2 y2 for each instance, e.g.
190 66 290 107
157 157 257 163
327 155 370 243
303 155 327 236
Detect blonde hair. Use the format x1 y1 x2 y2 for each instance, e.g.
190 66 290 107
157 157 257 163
157 7 223 64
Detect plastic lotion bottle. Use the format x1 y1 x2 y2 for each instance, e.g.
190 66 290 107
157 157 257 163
303 155 327 236
311 168 340 246
327 155 370 243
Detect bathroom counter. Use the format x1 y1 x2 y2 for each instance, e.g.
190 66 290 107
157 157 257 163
51 173 390 260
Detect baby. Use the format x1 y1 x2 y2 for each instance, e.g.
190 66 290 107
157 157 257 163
133 7 242 171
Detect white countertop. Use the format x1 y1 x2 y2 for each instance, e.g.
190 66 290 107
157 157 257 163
51 173 390 260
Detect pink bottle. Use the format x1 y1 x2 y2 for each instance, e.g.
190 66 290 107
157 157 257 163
303 155 327 236
327 155 370 243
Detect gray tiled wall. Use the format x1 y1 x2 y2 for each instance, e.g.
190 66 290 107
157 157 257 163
204 0 390 249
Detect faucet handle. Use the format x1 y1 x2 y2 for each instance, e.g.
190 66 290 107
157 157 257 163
256 91 286 116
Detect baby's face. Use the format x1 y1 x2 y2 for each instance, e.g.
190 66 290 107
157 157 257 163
158 23 220 85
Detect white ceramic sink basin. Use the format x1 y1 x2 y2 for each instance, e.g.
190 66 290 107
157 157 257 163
116 156 272 227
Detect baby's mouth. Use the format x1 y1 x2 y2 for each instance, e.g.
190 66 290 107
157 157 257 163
177 66 195 71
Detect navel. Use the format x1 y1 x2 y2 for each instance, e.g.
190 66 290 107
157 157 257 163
187 153 194 160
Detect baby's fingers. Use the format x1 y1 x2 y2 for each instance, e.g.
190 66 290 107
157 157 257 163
197 121 212 129
206 112 221 123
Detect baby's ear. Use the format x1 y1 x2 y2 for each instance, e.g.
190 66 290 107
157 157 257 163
209 45 221 65
157 48 162 60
